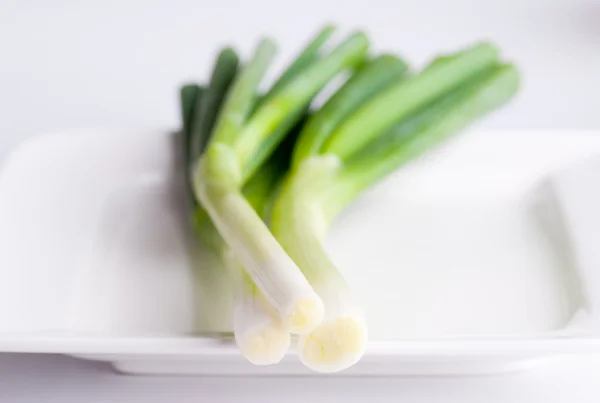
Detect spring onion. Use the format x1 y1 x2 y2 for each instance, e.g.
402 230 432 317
180 51 294 364
180 28 520 373
270 43 519 372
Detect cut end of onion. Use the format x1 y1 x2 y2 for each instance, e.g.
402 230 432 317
236 322 291 366
286 297 325 334
297 316 367 373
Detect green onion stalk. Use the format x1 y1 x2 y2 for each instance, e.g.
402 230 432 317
191 27 370 335
270 42 520 372
181 26 369 364
179 50 304 364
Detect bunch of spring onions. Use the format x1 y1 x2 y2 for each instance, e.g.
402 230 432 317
178 25 519 373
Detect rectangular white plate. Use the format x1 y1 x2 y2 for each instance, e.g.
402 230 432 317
1 129 600 376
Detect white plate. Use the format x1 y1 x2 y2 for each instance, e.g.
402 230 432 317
1 129 600 376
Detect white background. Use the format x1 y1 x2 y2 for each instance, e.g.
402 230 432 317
1 0 600 401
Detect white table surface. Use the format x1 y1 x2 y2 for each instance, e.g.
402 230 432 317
1 0 600 401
